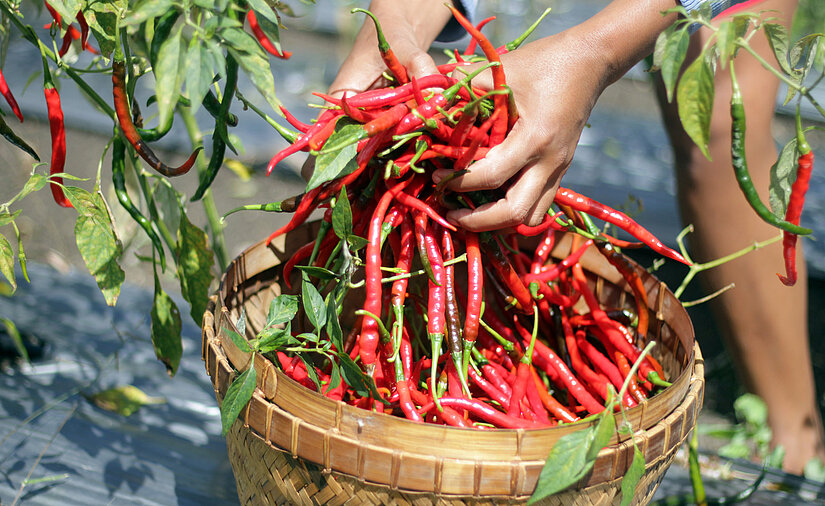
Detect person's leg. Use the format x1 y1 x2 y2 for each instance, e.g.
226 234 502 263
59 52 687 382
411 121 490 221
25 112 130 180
656 0 824 473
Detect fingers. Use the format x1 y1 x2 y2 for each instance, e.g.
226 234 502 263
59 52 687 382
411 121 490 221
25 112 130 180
446 160 564 232
433 121 538 192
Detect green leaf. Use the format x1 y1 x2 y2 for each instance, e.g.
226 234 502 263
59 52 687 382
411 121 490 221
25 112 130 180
266 294 299 326
246 0 282 26
185 42 214 113
13 173 48 204
529 427 596 503
660 26 689 102
1 318 28 362
302 276 326 331
326 292 343 351
256 322 297 353
122 0 174 27
0 114 40 161
224 326 252 353
222 27 281 113
220 365 257 436
87 384 166 416
764 22 792 76
347 235 369 252
332 185 353 240
85 0 126 57
297 354 322 391
153 179 182 236
620 446 646 506
306 121 358 192
151 273 183 376
0 210 21 229
586 410 617 461
65 187 124 306
327 362 341 391
0 233 14 291
715 21 736 70
46 0 82 26
252 8 285 53
337 352 390 405
236 308 246 336
176 210 215 325
769 137 798 218
789 34 824 82
295 265 337 281
734 393 768 427
155 24 184 133
677 54 715 160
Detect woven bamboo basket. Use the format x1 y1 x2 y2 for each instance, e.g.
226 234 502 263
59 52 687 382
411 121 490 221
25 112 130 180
202 223 704 505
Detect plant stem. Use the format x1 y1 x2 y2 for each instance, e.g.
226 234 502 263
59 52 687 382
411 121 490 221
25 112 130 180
741 42 825 119
0 2 115 118
673 234 781 299
178 107 229 270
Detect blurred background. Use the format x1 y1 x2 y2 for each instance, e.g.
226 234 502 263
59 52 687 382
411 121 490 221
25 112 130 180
1 0 825 503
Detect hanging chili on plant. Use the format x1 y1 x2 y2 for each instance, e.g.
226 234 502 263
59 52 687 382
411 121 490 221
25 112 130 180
778 109 814 286
112 49 202 177
729 61 811 237
41 49 71 208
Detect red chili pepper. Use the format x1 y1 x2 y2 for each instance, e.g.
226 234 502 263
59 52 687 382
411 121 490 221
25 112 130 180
463 16 497 55
516 211 564 237
266 109 337 175
264 186 323 245
447 6 508 145
555 187 690 265
530 367 578 423
468 367 510 407
352 9 408 84
0 67 23 122
778 115 814 286
246 10 292 59
41 54 71 208
360 178 413 369
462 232 484 358
484 238 534 315
279 105 310 132
418 397 544 429
596 242 649 338
339 92 379 124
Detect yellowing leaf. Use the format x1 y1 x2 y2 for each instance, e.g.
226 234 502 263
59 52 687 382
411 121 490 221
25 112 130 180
88 385 166 416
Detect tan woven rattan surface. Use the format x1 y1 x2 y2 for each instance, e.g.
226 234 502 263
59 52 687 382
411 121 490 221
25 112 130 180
202 225 704 504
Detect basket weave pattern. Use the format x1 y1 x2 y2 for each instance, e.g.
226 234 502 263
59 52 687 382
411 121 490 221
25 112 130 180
202 227 704 505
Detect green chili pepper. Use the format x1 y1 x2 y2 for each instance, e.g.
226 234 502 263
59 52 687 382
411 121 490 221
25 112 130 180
191 57 238 201
729 62 811 236
0 114 39 160
111 136 167 271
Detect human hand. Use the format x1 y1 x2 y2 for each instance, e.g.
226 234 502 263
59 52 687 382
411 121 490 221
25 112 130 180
327 0 454 98
302 0 454 180
432 30 611 231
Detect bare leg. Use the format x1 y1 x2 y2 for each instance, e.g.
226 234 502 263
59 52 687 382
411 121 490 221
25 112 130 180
657 0 824 473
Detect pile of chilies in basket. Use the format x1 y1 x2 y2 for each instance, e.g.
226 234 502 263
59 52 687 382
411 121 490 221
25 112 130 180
262 7 691 428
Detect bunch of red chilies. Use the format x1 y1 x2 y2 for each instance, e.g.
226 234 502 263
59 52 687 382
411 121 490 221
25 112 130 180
262 7 691 429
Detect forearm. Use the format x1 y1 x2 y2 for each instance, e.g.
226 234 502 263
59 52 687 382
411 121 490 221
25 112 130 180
572 0 682 89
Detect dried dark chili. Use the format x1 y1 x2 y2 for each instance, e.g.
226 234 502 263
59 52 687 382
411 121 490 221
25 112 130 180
112 55 201 177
